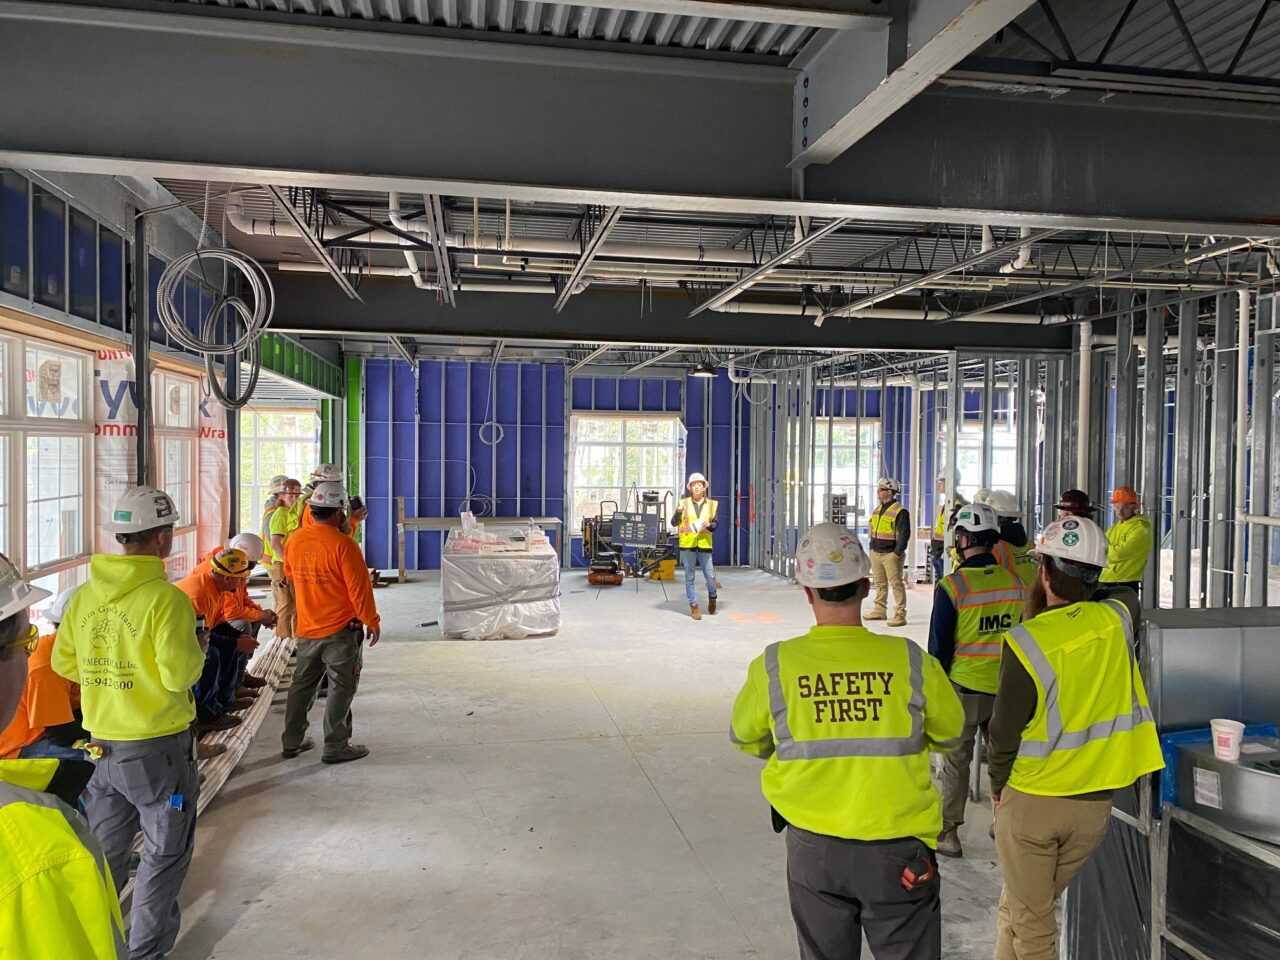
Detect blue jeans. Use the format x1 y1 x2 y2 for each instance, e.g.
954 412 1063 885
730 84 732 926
19 738 87 760
194 633 247 723
682 550 717 605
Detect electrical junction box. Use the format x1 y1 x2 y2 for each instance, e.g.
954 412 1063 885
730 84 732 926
828 493 848 525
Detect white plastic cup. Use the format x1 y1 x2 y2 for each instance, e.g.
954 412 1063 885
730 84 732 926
1210 719 1245 762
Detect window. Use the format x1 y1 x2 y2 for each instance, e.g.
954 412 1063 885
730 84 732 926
809 420 882 529
99 226 125 329
0 170 28 298
238 408 321 534
25 344 85 420
25 435 85 570
32 187 66 311
69 208 98 322
164 438 194 523
941 388 1018 501
155 372 199 572
570 415 681 527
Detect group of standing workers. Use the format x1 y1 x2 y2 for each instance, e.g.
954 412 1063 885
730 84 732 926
732 478 1162 960
0 462 381 959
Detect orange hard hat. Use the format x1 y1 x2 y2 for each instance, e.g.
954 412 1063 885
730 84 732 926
1110 485 1140 506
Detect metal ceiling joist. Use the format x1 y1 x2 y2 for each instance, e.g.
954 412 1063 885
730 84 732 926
689 216 851 316
791 0 1037 166
422 193 456 306
626 345 688 373
555 206 624 312
534 0 888 30
265 186 363 301
570 343 624 371
819 227 1061 323
3 3 1280 234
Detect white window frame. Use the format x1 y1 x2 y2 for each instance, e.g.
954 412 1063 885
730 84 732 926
0 332 95 584
570 413 682 528
154 371 200 578
939 388 1018 501
237 406 322 535
808 419 883 531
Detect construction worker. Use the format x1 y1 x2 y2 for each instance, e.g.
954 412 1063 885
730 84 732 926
281 482 381 765
1054 488 1097 520
730 522 963 960
0 587 86 760
194 532 277 657
0 553 128 959
268 477 304 641
928 503 1026 859
866 477 909 627
1099 486 1153 594
52 485 206 960
672 472 718 620
928 475 948 582
178 548 257 737
984 489 1039 590
987 517 1162 960
260 473 289 565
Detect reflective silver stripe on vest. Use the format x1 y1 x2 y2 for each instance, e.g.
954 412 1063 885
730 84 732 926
1013 600 1151 759
729 724 776 757
765 640 926 760
953 588 1026 608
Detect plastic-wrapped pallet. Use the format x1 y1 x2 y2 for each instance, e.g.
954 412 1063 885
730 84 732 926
440 529 561 640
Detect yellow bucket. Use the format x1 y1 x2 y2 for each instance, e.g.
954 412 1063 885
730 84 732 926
649 558 677 581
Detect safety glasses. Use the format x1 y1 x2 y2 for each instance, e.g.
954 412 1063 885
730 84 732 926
1 624 39 656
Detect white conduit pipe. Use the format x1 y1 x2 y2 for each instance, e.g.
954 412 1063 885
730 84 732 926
999 226 1035 274
275 261 555 293
1077 320 1092 489
1233 288 1250 605
710 302 1063 324
232 204 761 265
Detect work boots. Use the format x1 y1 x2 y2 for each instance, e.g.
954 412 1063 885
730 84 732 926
864 611 887 621
323 743 370 765
690 603 702 621
708 597 717 615
888 616 907 628
936 827 963 859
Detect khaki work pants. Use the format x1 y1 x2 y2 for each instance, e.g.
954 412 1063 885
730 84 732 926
268 562 296 640
940 685 995 830
994 787 1112 960
869 549 907 620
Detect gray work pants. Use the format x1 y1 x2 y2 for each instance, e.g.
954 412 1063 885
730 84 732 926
282 627 363 757
939 685 995 830
786 826 941 960
87 729 199 960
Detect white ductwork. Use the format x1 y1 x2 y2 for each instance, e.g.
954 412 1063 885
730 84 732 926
999 226 1036 274
980 225 994 254
709 302 1062 324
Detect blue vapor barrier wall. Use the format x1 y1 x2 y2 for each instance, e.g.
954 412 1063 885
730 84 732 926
568 371 750 568
362 359 566 571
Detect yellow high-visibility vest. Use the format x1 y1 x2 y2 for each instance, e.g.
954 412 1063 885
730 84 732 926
933 504 946 540
677 497 718 550
869 500 903 544
730 626 964 846
1004 599 1164 796
1100 514 1154 583
938 563 1026 694
993 539 1039 589
0 760 127 959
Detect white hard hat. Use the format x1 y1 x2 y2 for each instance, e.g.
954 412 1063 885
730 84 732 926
972 488 994 506
794 522 871 588
48 586 78 625
687 473 708 487
953 503 1001 535
107 485 180 534
309 481 350 511
268 474 290 494
877 477 901 493
225 531 265 564
0 553 51 622
1034 516 1109 570
986 489 1021 518
311 463 343 482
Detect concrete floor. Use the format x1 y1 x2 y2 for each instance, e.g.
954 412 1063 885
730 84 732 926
174 568 1001 960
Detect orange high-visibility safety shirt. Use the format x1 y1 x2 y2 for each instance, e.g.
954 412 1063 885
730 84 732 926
284 522 380 639
299 502 362 540
0 634 78 758
176 569 229 631
194 548 267 623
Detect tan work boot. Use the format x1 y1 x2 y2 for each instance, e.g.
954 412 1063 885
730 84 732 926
197 741 227 761
888 616 907 627
690 603 702 621
936 827 963 859
708 597 717 615
322 743 370 765
864 611 887 621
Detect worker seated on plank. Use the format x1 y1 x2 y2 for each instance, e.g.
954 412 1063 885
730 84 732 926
281 481 381 765
0 552 126 960
192 531 276 690
52 485 205 960
987 516 1161 960
1098 485 1153 600
929 504 1026 860
731 523 964 960
177 549 258 744
671 472 718 620
0 587 87 762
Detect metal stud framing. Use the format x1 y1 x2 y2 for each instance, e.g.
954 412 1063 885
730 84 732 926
1248 294 1275 606
1208 293 1237 607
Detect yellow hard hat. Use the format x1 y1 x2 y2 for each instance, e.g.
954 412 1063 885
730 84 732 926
211 548 253 579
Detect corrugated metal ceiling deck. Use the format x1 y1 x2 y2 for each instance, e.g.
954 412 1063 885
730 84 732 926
155 0 821 57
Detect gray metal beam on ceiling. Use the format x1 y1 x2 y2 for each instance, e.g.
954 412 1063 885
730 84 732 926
555 206 624 311
792 0 1036 166
4 3 1280 235
266 186 363 301
532 0 888 29
267 274 1075 351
